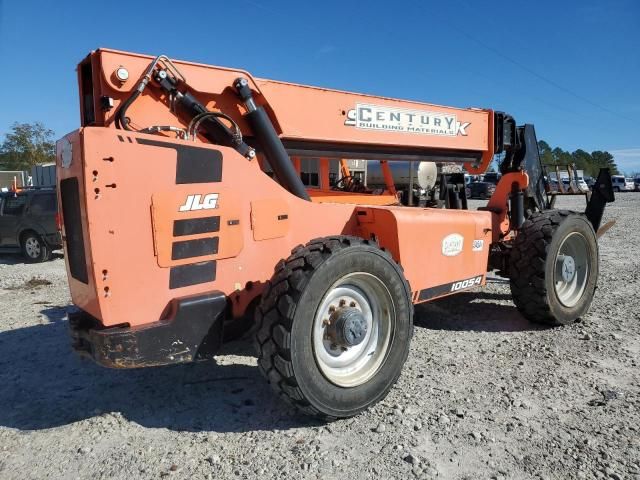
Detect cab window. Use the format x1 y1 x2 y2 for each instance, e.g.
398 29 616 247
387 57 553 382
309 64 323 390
300 158 320 188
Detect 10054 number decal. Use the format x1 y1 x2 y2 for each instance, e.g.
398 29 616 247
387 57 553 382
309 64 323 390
450 276 483 292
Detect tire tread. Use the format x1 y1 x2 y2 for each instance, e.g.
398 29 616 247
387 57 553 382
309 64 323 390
253 235 410 420
509 209 579 326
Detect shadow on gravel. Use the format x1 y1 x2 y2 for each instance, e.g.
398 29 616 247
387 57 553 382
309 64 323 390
0 253 25 265
0 252 64 265
0 306 319 433
414 291 549 332
0 291 547 433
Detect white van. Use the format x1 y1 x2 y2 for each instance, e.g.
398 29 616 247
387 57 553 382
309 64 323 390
611 175 634 192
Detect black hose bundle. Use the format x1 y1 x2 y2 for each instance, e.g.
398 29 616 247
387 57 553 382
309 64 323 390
115 89 142 130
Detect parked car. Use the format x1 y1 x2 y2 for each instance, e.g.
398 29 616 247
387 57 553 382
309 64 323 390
562 178 589 192
610 175 634 192
468 181 496 199
482 172 502 185
625 178 635 191
574 176 589 192
584 176 595 190
0 188 61 262
463 174 480 186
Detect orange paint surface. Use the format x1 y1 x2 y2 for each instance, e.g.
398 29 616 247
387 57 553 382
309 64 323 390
57 128 494 327
83 49 494 158
58 49 513 329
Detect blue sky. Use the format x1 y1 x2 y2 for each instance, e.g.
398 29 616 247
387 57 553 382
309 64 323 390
1 0 638 172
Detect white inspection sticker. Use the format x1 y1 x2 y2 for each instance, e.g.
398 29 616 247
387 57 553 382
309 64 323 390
472 239 484 251
442 233 464 256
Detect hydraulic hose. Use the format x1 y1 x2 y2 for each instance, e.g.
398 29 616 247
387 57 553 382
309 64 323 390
115 89 141 130
234 78 310 201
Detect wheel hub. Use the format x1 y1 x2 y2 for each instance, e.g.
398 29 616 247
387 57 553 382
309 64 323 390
560 255 576 282
312 273 395 388
554 232 590 308
326 307 368 347
25 238 40 258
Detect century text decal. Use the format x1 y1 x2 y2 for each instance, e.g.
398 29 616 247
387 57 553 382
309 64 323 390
345 103 470 136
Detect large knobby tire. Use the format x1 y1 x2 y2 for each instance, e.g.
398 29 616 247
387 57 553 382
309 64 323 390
21 232 50 263
254 236 413 420
509 210 598 326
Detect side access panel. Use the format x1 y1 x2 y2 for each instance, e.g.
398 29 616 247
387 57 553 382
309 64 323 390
151 186 244 267
355 206 492 302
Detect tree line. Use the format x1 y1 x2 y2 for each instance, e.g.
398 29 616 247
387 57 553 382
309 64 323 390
0 122 55 171
0 122 621 178
538 140 618 177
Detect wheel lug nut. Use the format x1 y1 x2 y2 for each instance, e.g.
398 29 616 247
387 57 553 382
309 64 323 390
341 346 348 352
322 319 330 326
349 301 356 307
339 299 346 307
329 306 336 313
330 343 338 351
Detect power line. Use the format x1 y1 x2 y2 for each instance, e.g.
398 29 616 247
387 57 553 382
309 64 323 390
441 2 632 122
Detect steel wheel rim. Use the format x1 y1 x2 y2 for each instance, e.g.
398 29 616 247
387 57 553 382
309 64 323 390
312 272 395 387
25 237 41 258
554 232 589 307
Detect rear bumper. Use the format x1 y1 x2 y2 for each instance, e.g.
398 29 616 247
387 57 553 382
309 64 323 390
68 292 227 368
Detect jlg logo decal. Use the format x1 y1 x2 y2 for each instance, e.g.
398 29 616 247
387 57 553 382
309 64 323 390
179 193 219 212
450 275 482 292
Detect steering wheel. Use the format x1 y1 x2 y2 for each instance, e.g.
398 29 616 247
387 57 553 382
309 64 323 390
332 175 364 192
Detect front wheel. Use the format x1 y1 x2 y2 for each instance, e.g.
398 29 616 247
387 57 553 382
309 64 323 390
21 232 50 263
509 210 598 326
254 236 413 419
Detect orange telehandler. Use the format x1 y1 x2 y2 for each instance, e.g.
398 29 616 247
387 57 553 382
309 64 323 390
57 49 614 419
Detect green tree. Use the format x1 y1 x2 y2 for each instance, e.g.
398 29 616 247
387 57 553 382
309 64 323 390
538 140 619 177
590 151 619 175
537 140 554 166
571 149 593 174
551 147 573 166
0 122 56 171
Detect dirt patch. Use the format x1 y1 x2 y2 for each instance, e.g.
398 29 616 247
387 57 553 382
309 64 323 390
5 277 53 290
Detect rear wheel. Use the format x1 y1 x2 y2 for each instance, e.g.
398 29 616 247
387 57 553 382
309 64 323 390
21 232 50 263
509 210 598 326
254 236 413 419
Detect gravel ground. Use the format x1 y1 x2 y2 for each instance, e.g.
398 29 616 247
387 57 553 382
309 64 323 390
1 194 639 480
